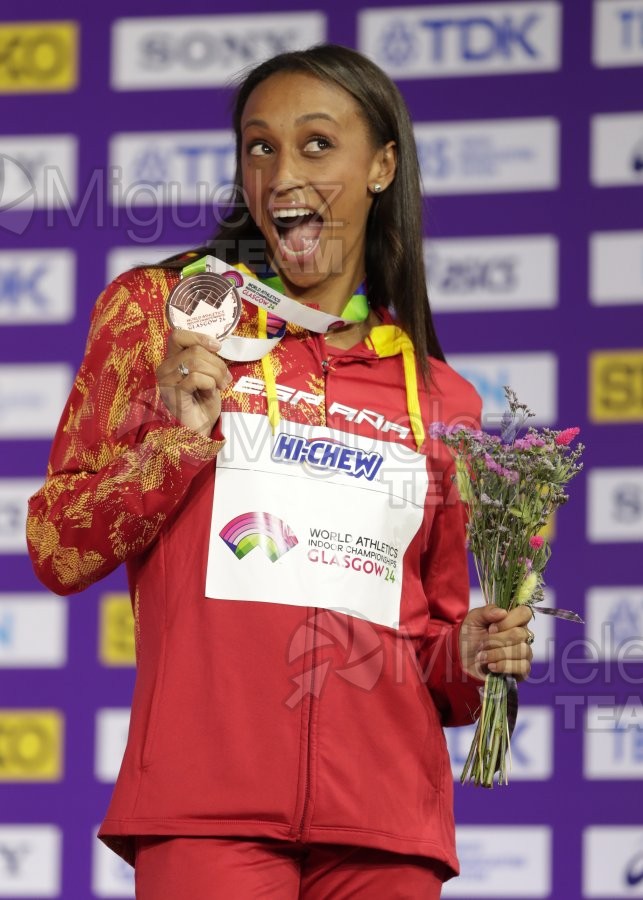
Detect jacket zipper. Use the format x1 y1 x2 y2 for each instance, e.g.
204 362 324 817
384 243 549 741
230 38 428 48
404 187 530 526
296 343 328 839
297 614 316 839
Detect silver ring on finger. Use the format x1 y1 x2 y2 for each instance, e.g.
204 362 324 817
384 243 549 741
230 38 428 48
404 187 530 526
177 361 189 379
525 628 535 646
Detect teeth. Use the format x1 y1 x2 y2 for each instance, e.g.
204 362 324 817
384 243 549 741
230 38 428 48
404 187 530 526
272 208 314 219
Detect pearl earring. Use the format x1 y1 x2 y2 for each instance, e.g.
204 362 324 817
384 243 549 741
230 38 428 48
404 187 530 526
372 183 382 193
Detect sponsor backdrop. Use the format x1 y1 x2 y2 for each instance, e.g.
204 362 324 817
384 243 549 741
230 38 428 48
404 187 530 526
0 0 641 897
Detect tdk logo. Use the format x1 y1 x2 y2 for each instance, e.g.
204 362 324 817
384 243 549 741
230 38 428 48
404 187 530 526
417 13 541 61
358 3 561 78
110 131 236 206
131 144 234 189
272 433 384 481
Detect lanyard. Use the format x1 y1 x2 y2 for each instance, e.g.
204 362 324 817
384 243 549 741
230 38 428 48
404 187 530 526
167 255 369 362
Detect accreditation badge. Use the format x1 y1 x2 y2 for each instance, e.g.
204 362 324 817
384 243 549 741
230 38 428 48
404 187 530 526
166 272 242 340
205 413 430 630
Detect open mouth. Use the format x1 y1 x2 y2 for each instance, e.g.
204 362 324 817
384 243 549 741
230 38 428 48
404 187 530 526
271 207 324 258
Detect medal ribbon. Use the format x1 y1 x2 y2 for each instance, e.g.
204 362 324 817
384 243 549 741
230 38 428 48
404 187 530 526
179 255 369 362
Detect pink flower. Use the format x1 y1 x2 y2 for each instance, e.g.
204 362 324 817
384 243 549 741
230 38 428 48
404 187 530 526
555 427 580 446
529 535 544 550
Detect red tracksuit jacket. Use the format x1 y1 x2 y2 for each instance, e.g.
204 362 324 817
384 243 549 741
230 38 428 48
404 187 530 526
27 265 484 874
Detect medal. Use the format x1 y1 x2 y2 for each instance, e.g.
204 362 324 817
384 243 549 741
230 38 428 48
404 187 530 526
167 256 369 361
166 272 242 340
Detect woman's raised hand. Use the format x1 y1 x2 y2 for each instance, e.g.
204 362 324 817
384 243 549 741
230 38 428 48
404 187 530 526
157 329 232 437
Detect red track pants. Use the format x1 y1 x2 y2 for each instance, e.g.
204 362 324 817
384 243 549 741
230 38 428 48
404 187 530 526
134 836 447 899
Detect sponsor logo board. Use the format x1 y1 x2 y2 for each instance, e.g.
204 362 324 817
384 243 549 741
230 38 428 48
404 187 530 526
590 231 643 306
0 136 77 214
359 2 561 78
0 364 72 438
590 350 643 422
109 130 235 206
425 235 558 311
586 587 643 660
0 594 67 667
414 118 559 194
0 21 78 93
442 826 551 896
593 0 643 68
591 113 643 186
0 825 61 896
0 711 63 781
0 249 75 323
448 352 558 426
95 709 130 782
111 13 326 89
585 703 643 779
587 468 643 542
99 594 135 666
583 826 643 896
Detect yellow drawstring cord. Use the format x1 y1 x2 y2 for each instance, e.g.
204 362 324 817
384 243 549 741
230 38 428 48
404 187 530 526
367 325 425 451
258 307 280 433
401 342 425 451
257 289 423 450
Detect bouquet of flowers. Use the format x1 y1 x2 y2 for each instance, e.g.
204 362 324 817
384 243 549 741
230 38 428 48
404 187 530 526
430 388 584 787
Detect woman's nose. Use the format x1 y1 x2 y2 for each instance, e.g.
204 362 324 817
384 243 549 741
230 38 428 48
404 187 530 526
267 149 306 193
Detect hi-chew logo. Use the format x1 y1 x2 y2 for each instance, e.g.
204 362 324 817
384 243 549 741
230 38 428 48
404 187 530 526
220 513 298 562
272 433 384 481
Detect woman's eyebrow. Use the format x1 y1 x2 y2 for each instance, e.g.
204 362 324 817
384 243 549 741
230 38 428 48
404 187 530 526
242 112 338 131
295 112 338 126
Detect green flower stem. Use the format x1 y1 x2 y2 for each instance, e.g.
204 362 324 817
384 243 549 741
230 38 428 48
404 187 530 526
460 673 509 787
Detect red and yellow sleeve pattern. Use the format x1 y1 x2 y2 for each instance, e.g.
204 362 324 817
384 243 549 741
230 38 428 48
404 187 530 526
27 268 223 596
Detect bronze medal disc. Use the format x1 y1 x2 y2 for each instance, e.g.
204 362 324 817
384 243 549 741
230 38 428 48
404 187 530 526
166 273 242 340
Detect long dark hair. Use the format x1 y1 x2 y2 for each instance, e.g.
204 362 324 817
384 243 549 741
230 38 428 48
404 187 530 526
166 44 444 368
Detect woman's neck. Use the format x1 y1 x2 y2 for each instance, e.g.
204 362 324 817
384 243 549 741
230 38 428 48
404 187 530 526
271 268 366 318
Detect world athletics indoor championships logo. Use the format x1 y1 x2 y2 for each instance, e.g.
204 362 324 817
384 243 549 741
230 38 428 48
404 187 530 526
219 512 298 562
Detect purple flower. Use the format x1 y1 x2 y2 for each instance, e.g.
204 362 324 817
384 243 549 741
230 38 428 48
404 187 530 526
484 453 519 483
514 435 546 450
428 422 448 438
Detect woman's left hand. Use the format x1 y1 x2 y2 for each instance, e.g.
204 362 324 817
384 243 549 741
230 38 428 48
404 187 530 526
458 604 534 682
